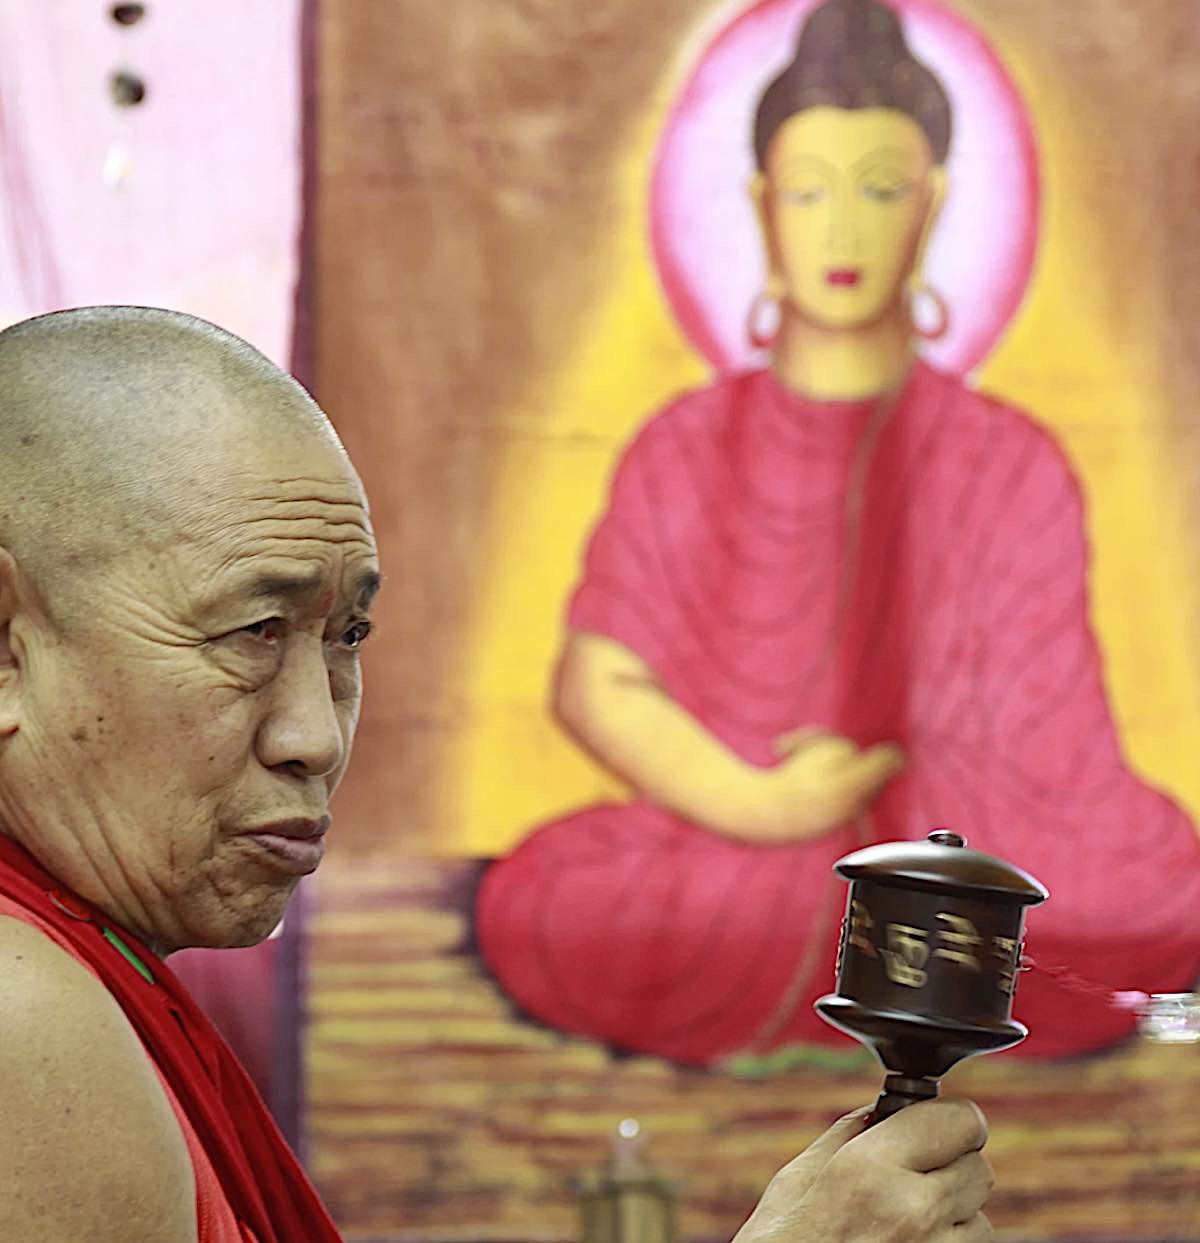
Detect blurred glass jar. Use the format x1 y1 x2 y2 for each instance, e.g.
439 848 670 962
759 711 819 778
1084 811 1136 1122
1135 993 1200 1044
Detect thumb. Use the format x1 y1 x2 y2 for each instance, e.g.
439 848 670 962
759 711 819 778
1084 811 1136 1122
773 726 823 758
749 1106 873 1220
840 742 905 795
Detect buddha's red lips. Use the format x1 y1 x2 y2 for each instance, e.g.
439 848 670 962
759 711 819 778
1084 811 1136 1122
826 268 862 286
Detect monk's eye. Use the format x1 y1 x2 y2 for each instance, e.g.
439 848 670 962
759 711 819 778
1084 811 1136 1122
339 620 373 651
238 618 285 643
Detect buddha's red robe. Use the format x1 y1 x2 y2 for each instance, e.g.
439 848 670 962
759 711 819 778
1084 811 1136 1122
477 363 1200 1064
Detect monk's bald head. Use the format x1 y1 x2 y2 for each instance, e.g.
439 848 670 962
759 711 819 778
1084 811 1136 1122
0 306 346 621
0 306 378 953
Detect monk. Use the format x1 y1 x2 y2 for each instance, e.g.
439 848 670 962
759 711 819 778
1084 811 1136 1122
477 0 1200 1066
0 306 994 1240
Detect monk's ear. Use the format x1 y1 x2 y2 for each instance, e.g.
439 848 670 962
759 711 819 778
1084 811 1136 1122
0 546 23 739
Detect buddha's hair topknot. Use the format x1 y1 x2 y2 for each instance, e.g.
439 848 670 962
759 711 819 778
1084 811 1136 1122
753 0 952 168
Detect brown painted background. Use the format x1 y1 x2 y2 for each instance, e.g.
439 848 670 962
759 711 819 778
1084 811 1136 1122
316 0 1200 860
304 855 1200 1242
308 1 1200 1239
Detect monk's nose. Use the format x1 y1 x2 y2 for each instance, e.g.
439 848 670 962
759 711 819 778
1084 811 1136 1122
255 649 346 779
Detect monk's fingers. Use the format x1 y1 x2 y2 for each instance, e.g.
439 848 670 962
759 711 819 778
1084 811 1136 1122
947 1212 994 1242
856 1099 988 1173
756 1106 873 1207
786 1105 873 1169
925 1150 995 1224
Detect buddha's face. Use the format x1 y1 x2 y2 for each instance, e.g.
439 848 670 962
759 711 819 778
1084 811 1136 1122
754 106 944 330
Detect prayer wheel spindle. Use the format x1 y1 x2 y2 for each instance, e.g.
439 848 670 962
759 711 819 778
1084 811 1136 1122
816 829 1048 1122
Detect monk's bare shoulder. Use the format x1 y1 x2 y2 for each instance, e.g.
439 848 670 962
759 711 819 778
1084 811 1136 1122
0 915 197 1242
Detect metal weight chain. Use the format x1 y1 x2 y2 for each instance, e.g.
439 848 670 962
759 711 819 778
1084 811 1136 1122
1020 954 1200 1042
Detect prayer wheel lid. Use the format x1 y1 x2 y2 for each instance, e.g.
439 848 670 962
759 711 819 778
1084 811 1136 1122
834 829 1048 904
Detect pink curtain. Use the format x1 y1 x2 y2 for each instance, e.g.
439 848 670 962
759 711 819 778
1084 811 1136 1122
0 0 302 365
0 0 307 1117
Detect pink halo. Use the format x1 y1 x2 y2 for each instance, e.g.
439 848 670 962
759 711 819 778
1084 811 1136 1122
649 0 1040 376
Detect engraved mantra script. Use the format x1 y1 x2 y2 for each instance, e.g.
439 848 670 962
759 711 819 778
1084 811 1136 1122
847 900 1019 992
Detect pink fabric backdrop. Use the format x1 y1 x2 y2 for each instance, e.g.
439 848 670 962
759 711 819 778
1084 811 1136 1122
0 0 302 365
0 0 307 1109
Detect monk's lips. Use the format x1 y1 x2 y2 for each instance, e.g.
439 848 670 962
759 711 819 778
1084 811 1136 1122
239 832 326 874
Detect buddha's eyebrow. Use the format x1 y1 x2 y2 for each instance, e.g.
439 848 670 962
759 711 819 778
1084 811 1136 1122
851 146 924 173
774 153 837 180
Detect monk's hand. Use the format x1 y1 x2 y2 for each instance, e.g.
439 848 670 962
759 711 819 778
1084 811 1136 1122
743 729 904 842
732 1106 872 1241
733 1099 993 1243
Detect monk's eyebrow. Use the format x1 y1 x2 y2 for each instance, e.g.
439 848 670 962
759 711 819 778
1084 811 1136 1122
354 570 383 611
231 568 383 611
244 570 325 601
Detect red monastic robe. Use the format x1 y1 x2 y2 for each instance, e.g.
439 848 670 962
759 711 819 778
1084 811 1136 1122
0 834 342 1243
477 363 1200 1064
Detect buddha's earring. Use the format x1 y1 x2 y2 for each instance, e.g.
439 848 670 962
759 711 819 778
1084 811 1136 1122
747 288 782 351
909 280 950 341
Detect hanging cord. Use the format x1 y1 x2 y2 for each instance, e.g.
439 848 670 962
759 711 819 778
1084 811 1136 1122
1018 954 1144 1007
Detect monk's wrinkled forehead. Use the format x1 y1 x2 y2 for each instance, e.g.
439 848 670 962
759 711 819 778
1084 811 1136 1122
0 306 341 464
156 453 379 639
132 404 376 614
176 386 361 535
0 306 362 617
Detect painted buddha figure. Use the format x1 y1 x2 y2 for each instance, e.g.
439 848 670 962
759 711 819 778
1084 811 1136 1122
476 0 1200 1066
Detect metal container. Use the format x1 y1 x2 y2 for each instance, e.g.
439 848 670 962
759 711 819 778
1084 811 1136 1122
573 1121 679 1243
816 829 1048 1119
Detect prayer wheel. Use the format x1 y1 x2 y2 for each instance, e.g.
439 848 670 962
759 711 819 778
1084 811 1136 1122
816 829 1048 1121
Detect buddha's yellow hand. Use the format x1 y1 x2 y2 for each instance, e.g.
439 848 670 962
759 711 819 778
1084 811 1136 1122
739 728 904 843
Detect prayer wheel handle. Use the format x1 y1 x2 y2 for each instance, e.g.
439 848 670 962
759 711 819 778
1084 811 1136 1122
815 829 1048 1124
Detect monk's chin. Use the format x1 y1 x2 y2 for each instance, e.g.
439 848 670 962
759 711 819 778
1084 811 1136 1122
173 887 296 951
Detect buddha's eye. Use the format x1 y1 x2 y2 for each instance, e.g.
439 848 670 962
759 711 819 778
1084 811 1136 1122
782 184 826 206
861 178 913 203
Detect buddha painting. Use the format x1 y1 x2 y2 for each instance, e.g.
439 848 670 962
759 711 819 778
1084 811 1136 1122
476 0 1200 1067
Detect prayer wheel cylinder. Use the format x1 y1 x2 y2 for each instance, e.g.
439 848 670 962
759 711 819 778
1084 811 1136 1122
816 829 1048 1121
